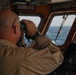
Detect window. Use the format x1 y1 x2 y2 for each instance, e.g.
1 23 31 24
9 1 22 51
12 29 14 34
19 16 41 45
46 15 76 45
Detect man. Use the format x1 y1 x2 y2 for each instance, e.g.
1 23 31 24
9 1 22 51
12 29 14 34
0 10 63 75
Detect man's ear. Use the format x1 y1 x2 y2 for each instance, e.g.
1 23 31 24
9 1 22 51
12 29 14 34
13 25 18 35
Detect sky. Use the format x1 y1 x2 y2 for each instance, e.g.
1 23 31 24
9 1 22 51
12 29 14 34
51 15 76 26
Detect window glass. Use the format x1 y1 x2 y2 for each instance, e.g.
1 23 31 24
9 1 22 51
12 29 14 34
46 15 76 45
19 16 41 45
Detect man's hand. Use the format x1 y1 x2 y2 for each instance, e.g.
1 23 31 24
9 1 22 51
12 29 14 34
21 20 37 37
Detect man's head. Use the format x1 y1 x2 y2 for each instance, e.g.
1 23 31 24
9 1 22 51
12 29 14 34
0 10 21 44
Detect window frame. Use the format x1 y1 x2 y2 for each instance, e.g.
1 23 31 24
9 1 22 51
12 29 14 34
43 10 76 51
19 14 43 45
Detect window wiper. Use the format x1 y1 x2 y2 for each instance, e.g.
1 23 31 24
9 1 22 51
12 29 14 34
55 15 68 42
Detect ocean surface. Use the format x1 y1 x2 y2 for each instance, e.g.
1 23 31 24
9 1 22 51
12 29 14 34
46 26 71 45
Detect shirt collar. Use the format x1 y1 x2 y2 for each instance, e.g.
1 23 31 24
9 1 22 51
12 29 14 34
0 39 18 48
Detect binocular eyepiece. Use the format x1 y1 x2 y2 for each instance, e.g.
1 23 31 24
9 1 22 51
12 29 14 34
20 21 26 30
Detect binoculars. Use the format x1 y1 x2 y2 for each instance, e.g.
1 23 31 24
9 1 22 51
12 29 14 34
20 21 26 30
20 21 37 40
20 21 31 39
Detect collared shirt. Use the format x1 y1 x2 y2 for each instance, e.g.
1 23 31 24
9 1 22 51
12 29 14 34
0 36 63 75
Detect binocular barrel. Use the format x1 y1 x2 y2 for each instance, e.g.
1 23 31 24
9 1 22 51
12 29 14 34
20 21 26 30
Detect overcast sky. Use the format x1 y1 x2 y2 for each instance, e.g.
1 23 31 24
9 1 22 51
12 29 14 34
51 15 76 26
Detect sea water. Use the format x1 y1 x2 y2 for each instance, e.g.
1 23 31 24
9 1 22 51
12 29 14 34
46 26 71 45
